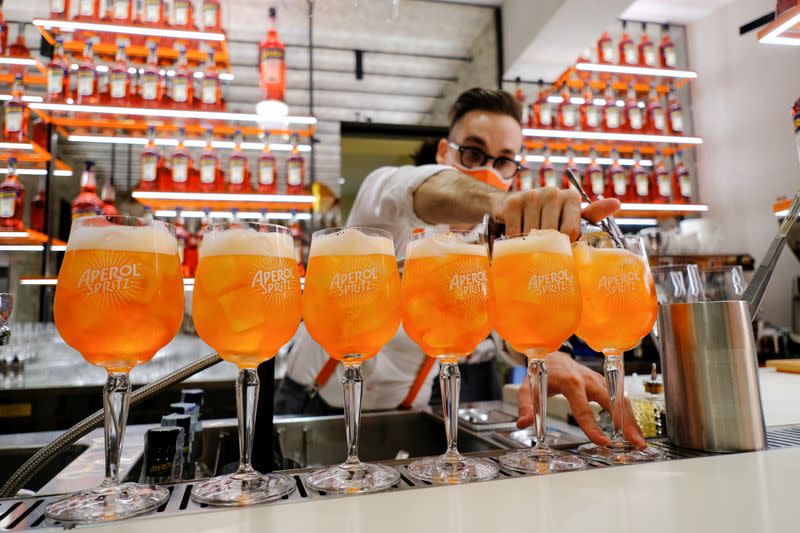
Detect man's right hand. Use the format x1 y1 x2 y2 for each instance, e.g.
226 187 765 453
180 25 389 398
488 187 621 241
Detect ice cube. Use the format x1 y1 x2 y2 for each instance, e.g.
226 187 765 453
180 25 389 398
579 231 617 249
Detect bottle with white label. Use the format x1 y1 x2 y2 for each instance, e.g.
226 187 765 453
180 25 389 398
107 43 130 102
607 149 629 202
76 0 99 20
47 37 69 102
112 0 131 23
76 40 98 105
141 0 163 25
602 83 622 132
533 80 554 129
198 129 221 192
172 0 195 29
202 0 221 30
3 74 28 143
0 158 24 230
50 0 70 18
666 83 684 135
285 133 306 195
139 126 162 191
629 150 651 202
583 149 605 200
624 82 644 132
580 85 602 131
170 128 194 192
227 130 250 193
672 151 692 204
562 149 580 191
140 42 163 103
652 150 673 203
171 45 193 108
538 146 558 189
659 24 678 69
638 22 657 67
71 161 103 219
199 49 221 109
257 133 277 194
558 87 578 130
597 31 615 64
514 81 529 128
618 21 637 66
514 148 535 192
647 88 666 135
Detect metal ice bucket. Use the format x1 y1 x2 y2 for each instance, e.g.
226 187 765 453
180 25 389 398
658 300 766 452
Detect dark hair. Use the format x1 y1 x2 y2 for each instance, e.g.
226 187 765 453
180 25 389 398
411 138 440 166
448 87 522 129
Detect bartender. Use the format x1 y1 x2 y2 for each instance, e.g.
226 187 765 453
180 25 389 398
276 87 645 448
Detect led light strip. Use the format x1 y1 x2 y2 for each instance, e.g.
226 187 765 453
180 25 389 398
614 218 658 226
34 18 226 41
67 65 234 81
0 95 44 103
575 62 698 79
51 245 67 251
0 168 72 176
0 232 29 238
774 209 799 217
758 11 800 45
20 278 58 285
67 135 311 152
523 128 702 144
132 191 315 203
154 210 312 220
30 102 316 124
546 96 645 109
0 57 38 67
0 142 33 150
0 245 44 251
518 155 653 167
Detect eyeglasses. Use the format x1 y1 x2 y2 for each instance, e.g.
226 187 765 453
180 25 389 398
448 141 521 179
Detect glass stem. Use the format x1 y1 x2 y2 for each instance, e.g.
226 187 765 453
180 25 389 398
102 372 131 488
236 367 259 474
440 361 461 460
603 350 625 445
526 355 549 453
342 363 363 465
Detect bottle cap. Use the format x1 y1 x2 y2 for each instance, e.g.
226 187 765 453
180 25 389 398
161 413 192 445
644 363 664 394
145 426 183 449
181 388 205 409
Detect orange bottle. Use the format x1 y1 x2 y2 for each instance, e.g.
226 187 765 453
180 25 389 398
0 158 24 231
49 0 70 19
651 150 673 203
227 130 250 193
659 24 678 69
557 87 579 130
46 37 69 103
618 21 637 66
624 82 645 133
256 133 278 194
583 149 605 200
532 80 554 129
139 126 165 191
602 83 622 132
198 129 222 193
638 23 657 67
597 31 615 64
285 133 306 195
580 84 602 131
199 49 222 110
107 44 131 103
3 75 28 143
629 150 652 202
259 7 286 101
672 151 692 203
75 40 98 105
170 128 195 192
606 149 629 201
101 177 120 216
647 88 666 134
538 146 559 189
666 83 684 135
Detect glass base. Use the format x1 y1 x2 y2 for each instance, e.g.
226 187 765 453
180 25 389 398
500 448 588 475
305 461 400 494
191 470 295 506
577 441 665 464
44 482 169 524
407 453 499 484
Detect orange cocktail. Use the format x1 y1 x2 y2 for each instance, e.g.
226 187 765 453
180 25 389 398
192 228 302 368
492 230 581 355
54 223 184 373
573 242 658 352
401 234 493 361
303 228 401 363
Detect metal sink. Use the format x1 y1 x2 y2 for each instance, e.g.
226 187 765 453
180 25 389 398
0 445 88 493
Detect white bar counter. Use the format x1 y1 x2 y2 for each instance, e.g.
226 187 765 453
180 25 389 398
43 368 800 533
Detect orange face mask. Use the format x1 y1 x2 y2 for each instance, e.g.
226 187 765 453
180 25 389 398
453 164 513 191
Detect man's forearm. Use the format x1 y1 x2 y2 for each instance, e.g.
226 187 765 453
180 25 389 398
413 169 501 226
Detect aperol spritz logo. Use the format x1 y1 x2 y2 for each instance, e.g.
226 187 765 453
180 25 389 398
527 269 575 298
597 270 642 295
250 257 299 302
76 262 143 295
330 267 380 297
447 258 489 303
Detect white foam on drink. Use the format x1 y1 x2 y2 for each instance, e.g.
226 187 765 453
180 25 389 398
67 223 178 254
493 229 572 258
309 228 394 257
200 228 295 259
406 232 486 259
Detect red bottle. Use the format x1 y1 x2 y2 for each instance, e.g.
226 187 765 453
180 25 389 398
514 81 529 127
259 7 286 101
289 209 305 276
46 37 69 103
195 207 211 251
107 44 131 103
659 24 678 69
629 151 652 202
651 150 673 203
583 149 605 200
597 31 615 64
170 128 195 192
49 0 70 19
607 150 630 201
101 177 120 216
562 149 580 191
602 83 623 132
0 4 8 56
227 130 250 193
202 0 222 31
618 21 637 66
111 0 133 24
198 129 221 192
285 133 306 195
515 149 535 191
0 158 24 231
76 40 98 105
4 75 28 143
139 126 166 191
532 81 554 129
624 82 645 133
638 23 657 67
71 161 103 219
557 87 579 130
647 88 666 135
140 42 164 104
171 45 193 108
666 83 684 135
672 150 692 203
171 0 196 29
142 0 164 25
256 134 278 194
538 147 559 189
8 24 29 58
580 85 602 131
75 0 101 21
173 208 193 277
30 176 45 233
199 49 221 110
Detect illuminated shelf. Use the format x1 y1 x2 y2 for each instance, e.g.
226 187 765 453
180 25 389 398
758 5 800 46
774 198 799 217
67 135 312 151
0 140 55 164
0 229 67 252
154 209 312 220
576 201 707 219
523 128 702 145
575 63 697 79
132 190 316 212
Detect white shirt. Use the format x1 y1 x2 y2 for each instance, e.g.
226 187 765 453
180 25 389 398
285 165 508 410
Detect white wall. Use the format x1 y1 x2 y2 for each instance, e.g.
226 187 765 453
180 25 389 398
688 0 800 329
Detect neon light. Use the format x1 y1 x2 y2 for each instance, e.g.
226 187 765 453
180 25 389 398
575 62 698 79
522 128 702 144
154 210 313 220
66 135 311 151
34 18 226 41
132 191 315 203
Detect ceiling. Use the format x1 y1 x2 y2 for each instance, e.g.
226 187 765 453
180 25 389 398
620 0 737 24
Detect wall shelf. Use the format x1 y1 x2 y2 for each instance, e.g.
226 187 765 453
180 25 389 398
758 5 800 46
132 191 316 213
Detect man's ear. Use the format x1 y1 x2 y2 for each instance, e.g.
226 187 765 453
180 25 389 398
435 138 449 165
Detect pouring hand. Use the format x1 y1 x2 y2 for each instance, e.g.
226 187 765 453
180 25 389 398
516 351 646 449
